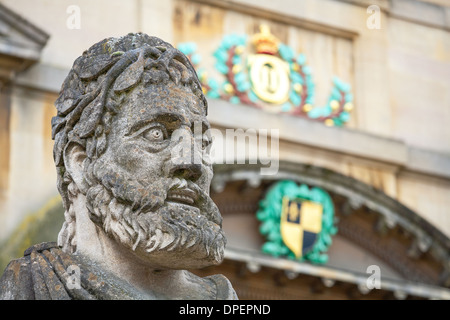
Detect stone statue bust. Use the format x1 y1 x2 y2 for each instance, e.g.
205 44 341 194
0 33 237 300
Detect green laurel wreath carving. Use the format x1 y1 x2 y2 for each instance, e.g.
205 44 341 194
178 34 354 127
256 180 337 264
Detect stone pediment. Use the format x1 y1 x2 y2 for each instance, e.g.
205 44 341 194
0 3 49 84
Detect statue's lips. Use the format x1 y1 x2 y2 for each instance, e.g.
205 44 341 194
166 188 198 207
166 183 222 227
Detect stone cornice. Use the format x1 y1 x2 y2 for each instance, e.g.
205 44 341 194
0 3 49 84
0 3 49 46
208 98 450 180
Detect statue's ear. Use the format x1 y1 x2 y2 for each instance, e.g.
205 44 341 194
63 141 88 193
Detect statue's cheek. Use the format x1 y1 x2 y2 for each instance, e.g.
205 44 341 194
113 142 166 177
113 143 147 170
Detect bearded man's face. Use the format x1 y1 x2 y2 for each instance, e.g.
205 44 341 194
83 81 226 269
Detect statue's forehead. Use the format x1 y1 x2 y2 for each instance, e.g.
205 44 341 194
120 84 207 128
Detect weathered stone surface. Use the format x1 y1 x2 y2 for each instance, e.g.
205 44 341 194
1 242 236 300
0 33 237 300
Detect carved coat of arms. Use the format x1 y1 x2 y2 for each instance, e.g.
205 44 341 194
257 180 337 264
178 25 354 127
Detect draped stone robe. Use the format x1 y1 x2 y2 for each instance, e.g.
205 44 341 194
0 242 237 300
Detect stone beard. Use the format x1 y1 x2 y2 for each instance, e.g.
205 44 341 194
84 161 226 269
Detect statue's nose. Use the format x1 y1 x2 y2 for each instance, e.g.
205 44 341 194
166 126 203 181
168 163 202 181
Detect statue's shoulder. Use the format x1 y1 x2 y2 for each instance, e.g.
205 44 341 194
204 273 239 300
0 242 81 300
0 242 59 300
23 241 59 256
0 255 33 300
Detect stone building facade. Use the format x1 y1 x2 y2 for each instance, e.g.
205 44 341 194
0 0 449 299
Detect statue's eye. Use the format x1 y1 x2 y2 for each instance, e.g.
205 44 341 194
201 134 212 151
143 126 166 142
201 138 211 151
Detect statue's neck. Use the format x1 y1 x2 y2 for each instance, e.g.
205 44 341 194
69 193 208 299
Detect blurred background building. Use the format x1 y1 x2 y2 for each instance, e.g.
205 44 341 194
0 0 449 299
